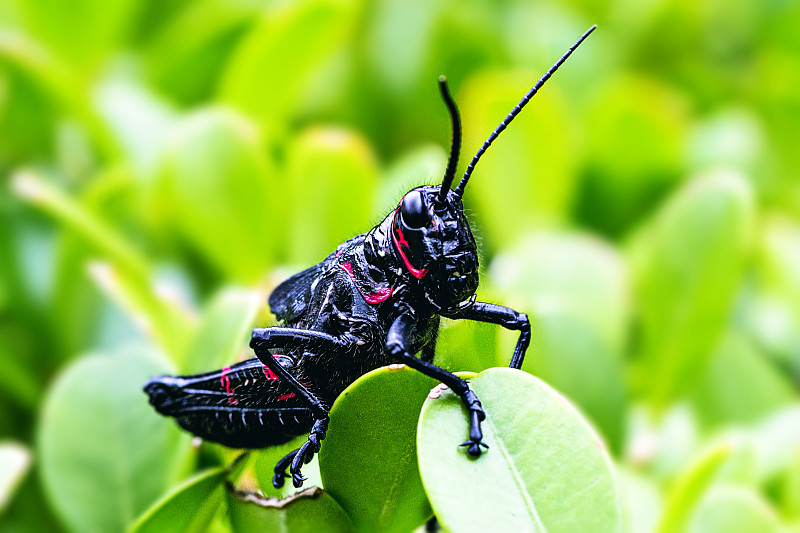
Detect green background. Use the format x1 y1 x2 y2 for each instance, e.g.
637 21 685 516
1 0 799 531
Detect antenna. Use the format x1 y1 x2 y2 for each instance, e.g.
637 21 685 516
453 24 597 198
437 76 461 204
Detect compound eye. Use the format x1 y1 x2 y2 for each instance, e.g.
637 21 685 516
400 190 428 229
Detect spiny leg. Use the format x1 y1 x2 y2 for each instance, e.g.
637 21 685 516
272 449 299 488
387 313 488 456
445 302 530 369
251 327 350 487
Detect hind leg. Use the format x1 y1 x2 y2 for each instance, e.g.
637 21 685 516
250 327 357 488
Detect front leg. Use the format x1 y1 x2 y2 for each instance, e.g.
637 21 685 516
250 327 351 488
445 302 530 369
387 313 488 457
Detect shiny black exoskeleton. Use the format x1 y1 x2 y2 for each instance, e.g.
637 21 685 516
145 26 595 489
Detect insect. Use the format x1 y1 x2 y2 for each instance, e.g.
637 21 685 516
145 26 596 489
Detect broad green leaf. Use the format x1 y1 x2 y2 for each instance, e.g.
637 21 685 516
578 75 689 235
0 28 118 164
749 215 800 366
38 347 193 533
436 317 503 373
227 486 354 533
0 338 39 408
94 78 177 179
459 71 579 249
366 0 445 95
418 367 622 533
15 0 139 71
631 171 754 407
751 406 800 483
626 405 701 483
490 231 630 353
180 287 263 373
686 108 765 178
782 449 800 519
220 0 359 129
489 231 629 450
319 365 436 533
128 467 227 533
284 127 379 265
144 1 255 105
656 442 731 533
11 170 195 359
524 308 627 453
692 333 795 428
0 442 31 512
0 38 56 166
686 486 781 533
157 107 278 282
617 466 663 533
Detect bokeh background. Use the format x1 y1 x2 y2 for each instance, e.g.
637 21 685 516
1 0 799 531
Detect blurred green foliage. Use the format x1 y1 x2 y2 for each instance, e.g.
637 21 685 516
1 0 799 531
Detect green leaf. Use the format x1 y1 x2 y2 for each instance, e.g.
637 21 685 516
626 405 701 484
0 26 119 163
656 442 731 533
749 215 800 366
220 0 359 129
751 406 800 483
15 0 139 71
578 75 689 235
180 287 263 374
418 367 622 533
686 486 781 533
489 231 630 450
692 333 795 428
128 467 227 533
631 171 754 407
0 337 40 409
157 107 278 282
490 231 630 353
94 78 177 179
0 442 31 512
144 1 256 105
284 127 379 266
226 486 354 533
38 347 193 533
436 316 503 373
11 169 194 359
524 308 627 453
319 365 436 533
617 466 663 533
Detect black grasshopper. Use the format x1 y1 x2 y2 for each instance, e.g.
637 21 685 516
145 26 595 489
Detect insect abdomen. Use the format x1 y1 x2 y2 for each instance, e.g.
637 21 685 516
144 357 314 448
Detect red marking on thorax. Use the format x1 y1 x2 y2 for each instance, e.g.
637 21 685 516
277 392 296 401
340 261 394 304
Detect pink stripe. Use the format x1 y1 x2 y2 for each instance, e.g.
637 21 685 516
340 261 394 304
392 225 428 279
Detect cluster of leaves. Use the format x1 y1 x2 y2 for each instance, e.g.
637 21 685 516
1 0 799 532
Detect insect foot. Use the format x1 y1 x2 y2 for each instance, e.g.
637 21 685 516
459 390 489 457
272 417 329 489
